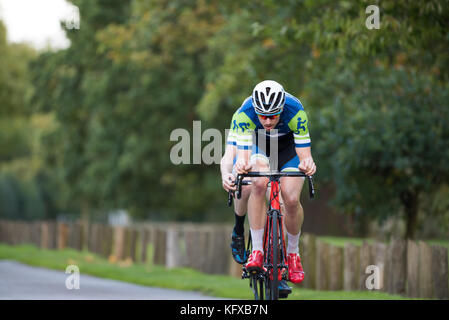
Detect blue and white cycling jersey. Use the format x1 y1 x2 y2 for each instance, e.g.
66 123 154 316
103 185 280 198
226 92 311 150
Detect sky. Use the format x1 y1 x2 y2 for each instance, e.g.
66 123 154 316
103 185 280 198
0 0 79 50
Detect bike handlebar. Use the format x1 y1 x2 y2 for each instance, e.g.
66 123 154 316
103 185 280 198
227 171 315 207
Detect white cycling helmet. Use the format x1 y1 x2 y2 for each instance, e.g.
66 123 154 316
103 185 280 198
252 80 286 115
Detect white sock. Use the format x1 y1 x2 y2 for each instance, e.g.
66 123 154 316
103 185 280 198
250 228 265 254
287 231 301 255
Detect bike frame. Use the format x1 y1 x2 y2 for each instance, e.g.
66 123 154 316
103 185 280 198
231 171 315 300
265 178 287 274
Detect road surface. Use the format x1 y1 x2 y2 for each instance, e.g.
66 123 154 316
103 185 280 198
0 260 226 300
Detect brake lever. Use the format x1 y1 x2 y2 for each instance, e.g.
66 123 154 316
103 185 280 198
227 191 234 207
308 175 315 199
235 175 243 199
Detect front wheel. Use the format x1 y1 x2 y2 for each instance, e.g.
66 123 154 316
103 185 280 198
270 210 279 300
250 274 265 300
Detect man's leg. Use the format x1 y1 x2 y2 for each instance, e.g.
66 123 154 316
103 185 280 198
233 185 250 236
230 159 251 264
280 175 306 283
245 158 269 271
280 176 305 250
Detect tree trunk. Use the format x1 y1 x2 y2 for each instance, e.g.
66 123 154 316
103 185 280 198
401 190 419 240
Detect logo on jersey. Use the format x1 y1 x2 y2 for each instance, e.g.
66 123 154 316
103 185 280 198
232 120 238 131
239 122 251 132
295 117 307 135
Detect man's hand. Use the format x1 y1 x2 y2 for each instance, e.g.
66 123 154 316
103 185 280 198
235 158 252 175
298 157 316 176
222 173 236 192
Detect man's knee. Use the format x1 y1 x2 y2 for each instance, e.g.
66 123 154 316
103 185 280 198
252 178 268 196
283 193 301 211
241 185 251 200
250 160 269 197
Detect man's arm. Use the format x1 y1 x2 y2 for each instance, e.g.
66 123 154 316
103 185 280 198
236 148 252 174
296 146 316 176
220 145 237 191
288 106 315 175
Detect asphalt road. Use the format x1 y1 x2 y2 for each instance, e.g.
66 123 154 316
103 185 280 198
0 260 225 300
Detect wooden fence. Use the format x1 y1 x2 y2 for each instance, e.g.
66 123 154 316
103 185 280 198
0 219 447 299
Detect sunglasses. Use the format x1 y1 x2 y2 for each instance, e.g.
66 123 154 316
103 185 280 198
259 114 280 120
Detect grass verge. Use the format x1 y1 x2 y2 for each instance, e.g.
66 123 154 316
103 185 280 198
0 243 412 300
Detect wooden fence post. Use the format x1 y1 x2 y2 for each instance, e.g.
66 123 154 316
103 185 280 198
300 233 317 289
21 222 29 244
113 226 125 261
0 220 7 244
329 245 344 290
406 240 419 298
166 225 180 268
185 228 209 272
359 242 373 290
102 225 113 259
30 221 41 247
316 240 330 291
431 245 449 300
57 223 69 250
140 227 150 263
69 222 83 251
418 241 433 298
79 222 87 251
344 243 360 291
153 228 167 266
0 220 4 243
88 223 98 254
40 222 49 249
166 224 189 268
129 228 138 262
204 226 229 275
96 224 105 255
386 239 407 295
123 227 131 260
372 242 387 291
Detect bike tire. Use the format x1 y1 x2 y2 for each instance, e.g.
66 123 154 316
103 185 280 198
251 274 260 300
271 210 279 300
248 233 265 300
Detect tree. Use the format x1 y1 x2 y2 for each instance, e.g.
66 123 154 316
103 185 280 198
307 62 449 239
195 0 449 238
30 0 133 219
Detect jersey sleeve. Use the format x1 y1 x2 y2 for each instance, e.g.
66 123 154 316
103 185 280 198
226 111 239 146
288 109 311 148
234 111 256 150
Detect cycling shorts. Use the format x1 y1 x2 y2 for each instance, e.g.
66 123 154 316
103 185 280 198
232 145 300 173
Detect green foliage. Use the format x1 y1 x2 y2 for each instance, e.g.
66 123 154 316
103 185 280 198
0 21 36 117
1 1 448 236
0 173 47 220
0 118 32 162
229 0 449 238
0 19 58 221
310 62 449 219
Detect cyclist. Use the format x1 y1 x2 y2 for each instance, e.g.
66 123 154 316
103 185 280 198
220 111 250 264
221 109 292 296
234 80 316 284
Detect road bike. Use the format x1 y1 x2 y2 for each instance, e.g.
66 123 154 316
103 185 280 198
228 171 315 300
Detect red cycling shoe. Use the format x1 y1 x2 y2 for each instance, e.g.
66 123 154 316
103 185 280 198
245 250 264 272
287 253 305 284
